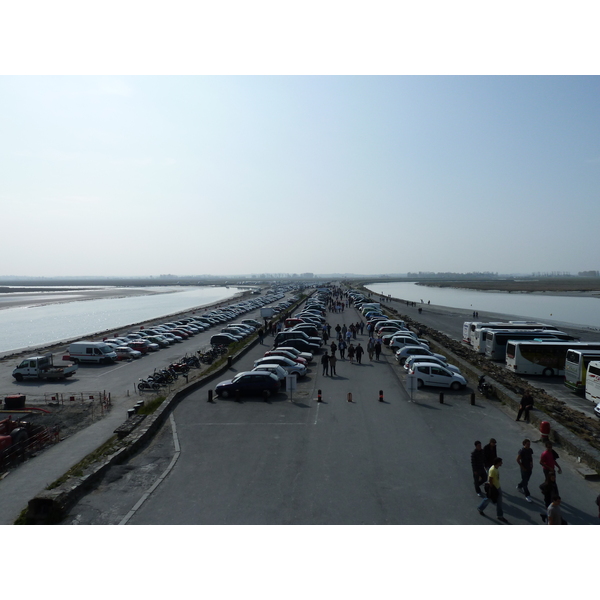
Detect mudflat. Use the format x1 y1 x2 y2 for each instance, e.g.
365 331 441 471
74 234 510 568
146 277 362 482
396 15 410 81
417 277 600 294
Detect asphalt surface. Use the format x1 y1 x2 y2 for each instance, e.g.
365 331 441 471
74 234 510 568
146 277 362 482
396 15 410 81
62 298 600 525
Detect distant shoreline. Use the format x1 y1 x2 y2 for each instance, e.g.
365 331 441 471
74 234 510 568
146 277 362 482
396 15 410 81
414 280 600 295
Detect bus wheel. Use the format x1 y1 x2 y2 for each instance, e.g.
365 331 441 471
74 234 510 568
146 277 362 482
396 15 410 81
542 368 554 377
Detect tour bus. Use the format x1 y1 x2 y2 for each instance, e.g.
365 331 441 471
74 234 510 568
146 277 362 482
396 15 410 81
484 329 575 362
470 322 561 353
505 341 600 377
584 360 600 404
463 321 506 344
564 349 600 394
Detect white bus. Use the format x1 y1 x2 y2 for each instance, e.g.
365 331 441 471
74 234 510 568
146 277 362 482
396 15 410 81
564 349 600 394
584 360 600 404
506 341 600 377
485 329 575 362
470 323 561 353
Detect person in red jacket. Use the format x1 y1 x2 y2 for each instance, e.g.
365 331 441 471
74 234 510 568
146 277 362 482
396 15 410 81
540 441 562 477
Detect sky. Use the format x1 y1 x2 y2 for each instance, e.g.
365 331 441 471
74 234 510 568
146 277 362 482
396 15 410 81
1 4 599 278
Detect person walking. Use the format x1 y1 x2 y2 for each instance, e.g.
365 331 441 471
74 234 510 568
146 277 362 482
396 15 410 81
374 339 382 360
330 341 337 358
329 352 337 376
345 329 352 345
471 441 487 498
348 343 355 363
367 339 375 361
547 495 565 525
258 328 264 345
342 324 347 338
339 339 346 360
539 472 560 510
477 457 508 522
359 321 364 335
321 352 330 376
516 391 534 422
516 438 534 503
355 343 364 364
540 441 562 478
483 438 497 472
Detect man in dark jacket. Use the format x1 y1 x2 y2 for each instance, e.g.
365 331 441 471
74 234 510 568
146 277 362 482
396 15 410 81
516 392 534 422
483 438 497 472
471 441 487 497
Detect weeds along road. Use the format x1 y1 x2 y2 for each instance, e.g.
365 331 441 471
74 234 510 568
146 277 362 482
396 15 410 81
62 301 600 525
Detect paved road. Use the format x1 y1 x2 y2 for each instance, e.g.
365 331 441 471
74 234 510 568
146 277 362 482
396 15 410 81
63 300 600 525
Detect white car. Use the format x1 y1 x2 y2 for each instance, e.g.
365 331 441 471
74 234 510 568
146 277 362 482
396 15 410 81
253 356 307 377
408 362 467 390
114 346 142 360
252 364 287 385
395 345 447 365
403 354 461 374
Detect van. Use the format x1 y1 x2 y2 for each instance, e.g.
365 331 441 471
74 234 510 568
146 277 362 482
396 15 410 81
67 341 118 364
389 335 429 352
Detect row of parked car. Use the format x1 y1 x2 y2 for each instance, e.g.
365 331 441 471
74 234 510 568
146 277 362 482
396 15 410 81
101 291 299 360
349 291 467 391
213 293 329 398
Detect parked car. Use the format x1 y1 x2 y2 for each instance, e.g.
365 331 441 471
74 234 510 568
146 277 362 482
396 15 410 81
215 371 280 399
394 345 446 365
115 346 142 360
254 356 307 377
252 364 287 386
263 349 308 366
210 333 240 346
276 346 313 363
408 362 467 390
403 355 461 374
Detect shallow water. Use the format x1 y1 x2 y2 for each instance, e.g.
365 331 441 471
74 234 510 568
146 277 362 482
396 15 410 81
0 286 242 353
365 282 600 330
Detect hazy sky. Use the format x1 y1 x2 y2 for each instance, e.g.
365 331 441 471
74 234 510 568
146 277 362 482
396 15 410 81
2 78 599 276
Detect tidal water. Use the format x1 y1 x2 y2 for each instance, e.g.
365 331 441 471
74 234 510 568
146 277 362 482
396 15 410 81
365 282 600 330
0 286 242 354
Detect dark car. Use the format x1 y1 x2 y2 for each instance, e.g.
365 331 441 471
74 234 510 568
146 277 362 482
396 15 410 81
275 337 320 354
210 333 240 346
215 371 280 399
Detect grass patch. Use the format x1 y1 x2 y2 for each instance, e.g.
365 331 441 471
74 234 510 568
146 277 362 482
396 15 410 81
137 395 166 415
46 434 120 490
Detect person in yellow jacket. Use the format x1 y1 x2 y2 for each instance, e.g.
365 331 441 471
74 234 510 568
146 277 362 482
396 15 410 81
477 457 509 523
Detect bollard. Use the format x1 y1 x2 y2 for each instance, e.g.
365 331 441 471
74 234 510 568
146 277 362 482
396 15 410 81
439 392 444 404
379 390 384 403
317 389 322 403
347 393 352 403
263 390 270 403
235 389 241 403
127 408 135 419
540 420 550 442
470 392 475 405
208 389 214 403
227 356 233 368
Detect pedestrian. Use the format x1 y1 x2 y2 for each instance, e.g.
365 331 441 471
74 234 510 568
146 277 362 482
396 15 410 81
540 441 562 477
471 441 487 498
323 330 329 343
342 324 347 338
335 324 341 337
547 495 565 525
483 438 497 471
339 339 346 359
345 330 352 345
329 352 337 376
360 322 364 335
321 352 330 376
516 391 534 422
374 339 382 360
367 339 374 361
539 472 559 510
355 343 364 364
351 324 357 339
477 457 508 522
348 343 355 362
516 438 534 503
330 341 337 358
258 328 264 345
595 493 600 519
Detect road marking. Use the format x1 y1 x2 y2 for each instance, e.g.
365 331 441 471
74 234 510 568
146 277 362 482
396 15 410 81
118 413 181 525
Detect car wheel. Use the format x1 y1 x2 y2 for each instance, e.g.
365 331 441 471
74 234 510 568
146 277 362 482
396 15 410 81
450 382 461 391
417 379 424 389
262 390 271 398
220 390 230 399
13 373 23 382
542 368 554 377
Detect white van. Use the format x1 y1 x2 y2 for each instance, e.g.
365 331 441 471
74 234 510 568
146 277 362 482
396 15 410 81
67 341 118 364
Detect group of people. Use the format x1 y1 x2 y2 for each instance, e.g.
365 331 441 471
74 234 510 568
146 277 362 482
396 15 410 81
471 437 568 524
